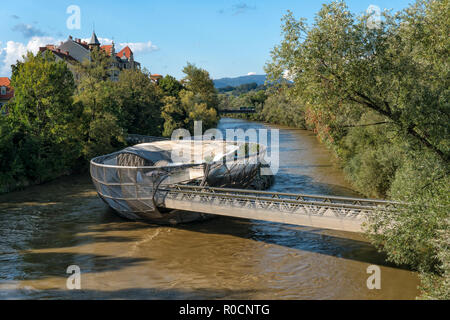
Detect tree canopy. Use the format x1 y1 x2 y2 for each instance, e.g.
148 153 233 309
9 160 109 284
162 63 219 137
219 0 449 299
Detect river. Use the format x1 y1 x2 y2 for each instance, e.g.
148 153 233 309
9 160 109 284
0 118 420 299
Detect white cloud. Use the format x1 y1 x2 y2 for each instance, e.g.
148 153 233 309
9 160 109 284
81 38 158 55
119 41 158 54
1 36 57 75
81 37 113 45
247 72 257 76
100 38 113 45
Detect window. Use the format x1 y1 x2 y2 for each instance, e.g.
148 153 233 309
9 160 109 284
0 87 6 95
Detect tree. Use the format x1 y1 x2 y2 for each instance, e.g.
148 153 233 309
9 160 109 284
161 63 219 137
113 69 164 136
261 87 305 127
265 2 449 162
161 89 218 137
74 49 125 160
161 95 186 137
181 63 219 111
4 51 81 185
159 75 183 97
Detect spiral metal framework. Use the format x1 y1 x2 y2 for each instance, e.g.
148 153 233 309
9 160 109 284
90 138 268 221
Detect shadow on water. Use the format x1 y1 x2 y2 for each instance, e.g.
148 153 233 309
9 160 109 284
172 216 409 270
0 174 95 207
0 287 259 300
10 252 150 281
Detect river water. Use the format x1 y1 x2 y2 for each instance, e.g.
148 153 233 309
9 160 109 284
0 118 419 299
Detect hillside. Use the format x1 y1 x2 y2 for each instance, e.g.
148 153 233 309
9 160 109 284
214 75 266 89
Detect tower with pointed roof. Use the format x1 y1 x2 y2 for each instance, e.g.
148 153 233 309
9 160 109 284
88 31 100 50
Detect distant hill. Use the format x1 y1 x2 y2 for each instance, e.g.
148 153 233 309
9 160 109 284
217 82 266 95
214 75 266 89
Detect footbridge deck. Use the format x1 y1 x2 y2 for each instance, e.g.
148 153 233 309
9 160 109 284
157 185 399 233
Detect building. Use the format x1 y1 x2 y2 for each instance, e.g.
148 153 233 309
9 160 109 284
0 77 14 115
150 74 163 84
102 40 141 81
39 31 142 82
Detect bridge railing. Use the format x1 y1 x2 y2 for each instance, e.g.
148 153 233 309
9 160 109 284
160 184 401 212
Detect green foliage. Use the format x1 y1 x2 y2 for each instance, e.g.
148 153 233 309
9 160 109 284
266 1 449 162
218 88 269 122
218 82 266 95
162 89 218 137
2 51 81 189
419 216 450 300
113 69 164 136
162 63 219 137
366 151 449 299
10 52 77 137
261 87 305 127
1 51 220 191
260 0 449 298
161 95 187 137
159 75 183 97
182 63 219 111
74 67 125 160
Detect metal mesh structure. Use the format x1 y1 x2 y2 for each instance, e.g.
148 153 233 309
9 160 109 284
90 138 269 222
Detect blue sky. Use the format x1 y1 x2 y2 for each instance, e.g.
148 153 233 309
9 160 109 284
0 0 413 79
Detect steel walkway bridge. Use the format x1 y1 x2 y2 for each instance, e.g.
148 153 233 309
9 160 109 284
155 185 398 233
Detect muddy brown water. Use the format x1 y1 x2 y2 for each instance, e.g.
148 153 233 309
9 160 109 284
0 118 420 299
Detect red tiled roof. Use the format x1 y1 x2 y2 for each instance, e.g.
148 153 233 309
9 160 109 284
117 46 133 59
0 77 10 87
101 45 113 55
0 77 14 99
